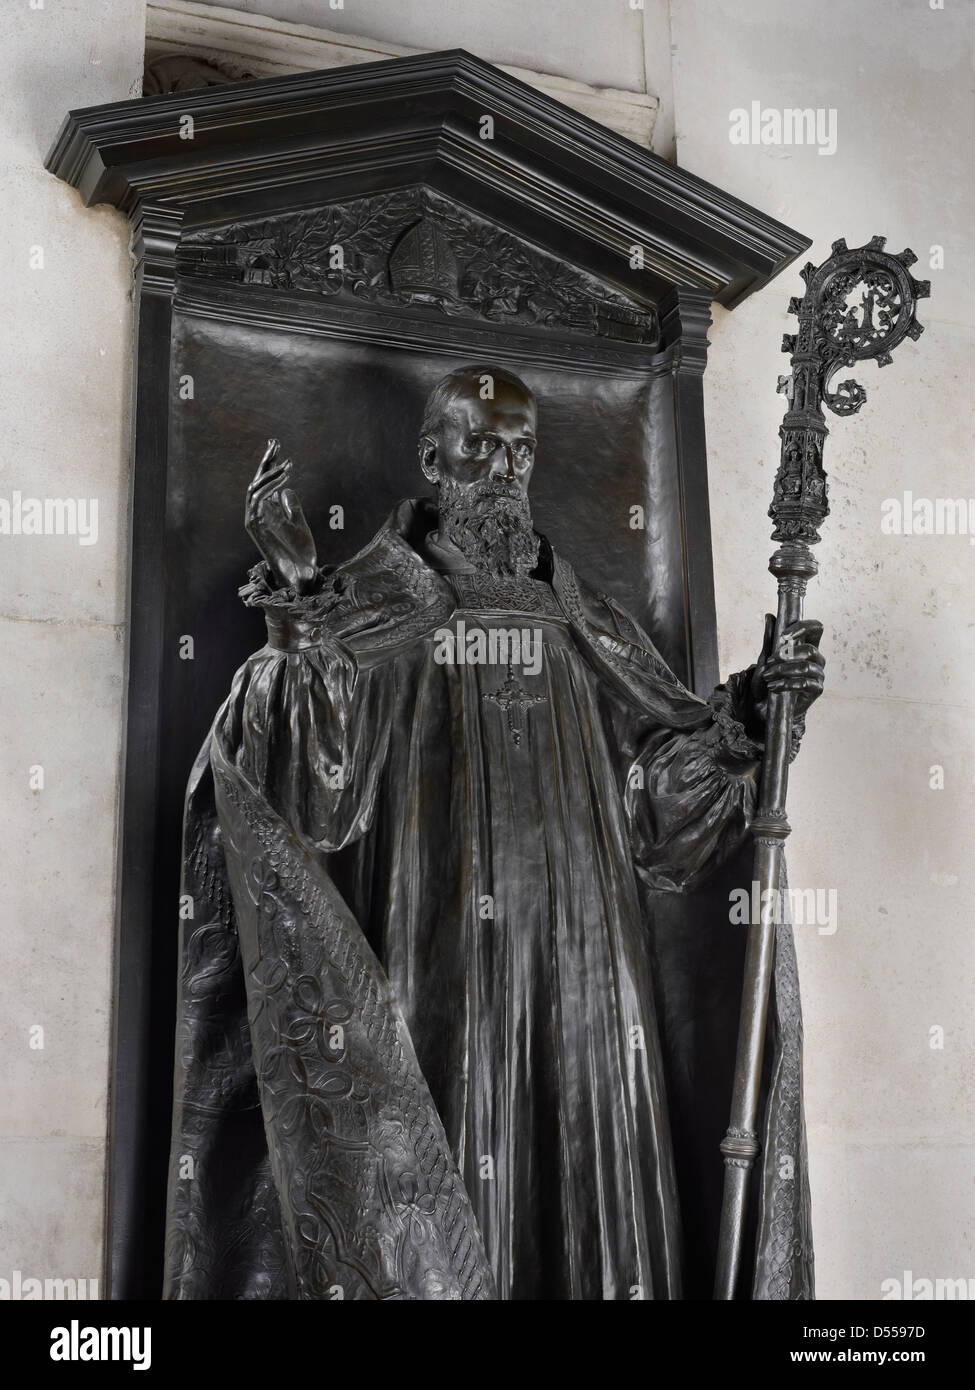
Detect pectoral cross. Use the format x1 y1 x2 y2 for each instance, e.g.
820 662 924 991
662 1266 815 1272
482 663 546 747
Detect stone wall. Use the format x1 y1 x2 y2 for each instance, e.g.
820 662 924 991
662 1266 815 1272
0 0 146 1293
669 0 975 1300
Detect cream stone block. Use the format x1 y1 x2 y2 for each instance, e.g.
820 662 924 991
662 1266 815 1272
0 1140 104 1290
0 617 122 1141
669 0 975 329
0 0 144 629
803 1133 853 1300
0 171 132 627
198 0 650 94
146 2 658 147
837 1143 975 1299
806 1136 975 1299
0 0 145 168
786 695 975 1148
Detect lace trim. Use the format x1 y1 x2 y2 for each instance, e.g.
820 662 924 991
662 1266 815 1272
705 679 764 764
239 561 344 617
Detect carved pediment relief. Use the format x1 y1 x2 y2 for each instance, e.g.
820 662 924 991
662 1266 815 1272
179 187 660 346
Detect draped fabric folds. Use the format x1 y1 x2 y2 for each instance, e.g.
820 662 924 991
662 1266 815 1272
164 499 814 1300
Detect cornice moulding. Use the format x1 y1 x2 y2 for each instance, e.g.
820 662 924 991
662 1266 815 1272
46 48 810 310
145 0 659 149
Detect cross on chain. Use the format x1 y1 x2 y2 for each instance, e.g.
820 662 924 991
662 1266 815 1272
481 663 547 747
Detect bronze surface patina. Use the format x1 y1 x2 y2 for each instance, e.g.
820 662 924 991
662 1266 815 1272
45 47 928 1307
164 365 825 1300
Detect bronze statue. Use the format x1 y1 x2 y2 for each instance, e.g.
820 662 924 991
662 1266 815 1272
164 364 824 1300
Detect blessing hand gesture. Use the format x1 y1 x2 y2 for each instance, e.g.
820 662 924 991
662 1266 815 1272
244 439 318 594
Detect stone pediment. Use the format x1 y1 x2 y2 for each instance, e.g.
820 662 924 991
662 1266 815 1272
179 187 660 345
46 49 809 310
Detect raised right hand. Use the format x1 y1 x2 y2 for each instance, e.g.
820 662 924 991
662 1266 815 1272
244 439 318 594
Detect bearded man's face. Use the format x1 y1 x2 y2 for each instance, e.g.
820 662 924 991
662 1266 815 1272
421 382 540 579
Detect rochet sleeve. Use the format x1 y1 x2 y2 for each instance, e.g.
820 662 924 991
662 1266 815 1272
615 647 765 893
211 561 391 852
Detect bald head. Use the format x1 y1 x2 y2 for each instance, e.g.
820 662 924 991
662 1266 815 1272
418 366 537 495
418 365 540 579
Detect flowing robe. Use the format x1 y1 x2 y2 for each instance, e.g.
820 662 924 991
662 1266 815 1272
164 499 813 1300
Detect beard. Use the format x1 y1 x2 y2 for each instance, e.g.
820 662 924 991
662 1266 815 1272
436 476 540 579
